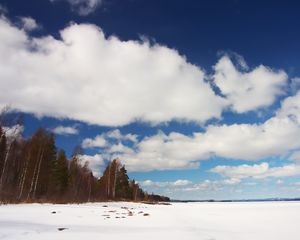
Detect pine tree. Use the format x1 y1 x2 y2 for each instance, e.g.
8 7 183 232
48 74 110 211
56 150 69 194
68 153 80 201
44 133 57 197
116 166 131 199
0 123 170 203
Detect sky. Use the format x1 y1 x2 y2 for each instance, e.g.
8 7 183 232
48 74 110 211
1 0 300 200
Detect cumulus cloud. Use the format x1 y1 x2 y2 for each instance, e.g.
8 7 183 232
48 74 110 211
290 77 300 94
82 135 107 148
0 16 228 126
79 154 105 177
1 14 297 175
115 118 300 171
114 132 203 171
51 0 103 16
210 163 269 179
81 90 300 172
222 178 241 185
106 129 138 143
181 178 241 192
289 151 300 162
2 124 24 139
0 16 289 129
107 143 134 154
213 55 287 113
81 129 137 149
210 162 300 179
52 125 78 135
139 179 192 187
277 90 300 124
19 17 39 31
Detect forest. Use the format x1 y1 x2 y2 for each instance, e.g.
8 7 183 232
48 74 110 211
0 115 169 203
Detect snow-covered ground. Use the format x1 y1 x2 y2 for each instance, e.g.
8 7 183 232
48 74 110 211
0 201 299 240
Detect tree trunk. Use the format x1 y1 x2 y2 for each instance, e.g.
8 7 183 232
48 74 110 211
112 164 118 199
18 152 31 200
32 147 45 199
134 187 138 201
107 163 111 198
88 176 92 202
27 147 42 200
0 143 12 190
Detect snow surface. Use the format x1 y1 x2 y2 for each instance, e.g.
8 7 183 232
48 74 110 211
0 201 300 240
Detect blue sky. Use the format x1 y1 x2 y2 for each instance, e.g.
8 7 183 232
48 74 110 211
1 0 300 200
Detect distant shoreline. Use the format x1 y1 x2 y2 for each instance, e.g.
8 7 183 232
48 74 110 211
171 197 300 203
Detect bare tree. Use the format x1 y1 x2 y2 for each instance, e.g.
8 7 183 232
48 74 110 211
0 125 22 191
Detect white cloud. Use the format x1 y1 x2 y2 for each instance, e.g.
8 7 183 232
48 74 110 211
1 14 297 175
2 124 24 139
81 129 137 149
222 178 241 185
277 90 300 124
108 143 135 154
289 151 300 162
276 179 284 185
290 77 300 94
19 17 39 31
0 16 228 126
210 162 300 179
112 116 300 171
52 125 78 135
82 135 107 148
106 129 137 143
139 179 192 187
214 55 287 113
210 163 269 179
51 0 103 16
81 92 300 171
192 116 300 161
79 154 105 177
173 179 193 186
181 178 241 192
114 132 203 171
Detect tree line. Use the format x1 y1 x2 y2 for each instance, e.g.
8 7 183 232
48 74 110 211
0 126 169 203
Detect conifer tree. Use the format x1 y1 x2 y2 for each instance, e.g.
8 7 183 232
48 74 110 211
116 166 131 199
0 123 170 203
45 133 57 197
56 150 69 194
